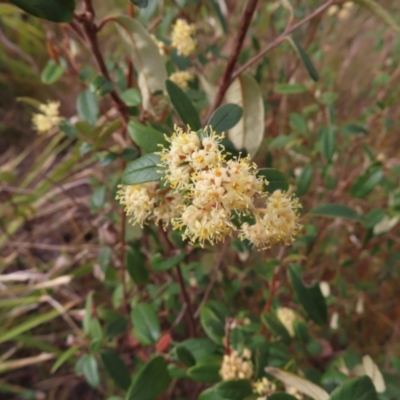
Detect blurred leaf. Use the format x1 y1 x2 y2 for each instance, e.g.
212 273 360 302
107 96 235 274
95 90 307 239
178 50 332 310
59 120 78 138
51 346 79 373
274 84 306 94
187 363 221 383
350 167 383 198
131 303 160 345
16 97 42 109
101 350 131 391
354 0 400 33
363 208 385 229
200 301 229 344
121 153 162 185
180 338 217 362
199 387 225 400
106 316 128 339
309 204 363 221
225 73 265 158
122 147 139 162
320 127 336 162
215 379 253 400
150 253 185 272
289 113 307 134
127 121 167 153
166 79 201 130
115 16 167 113
341 124 368 136
330 376 377 400
91 186 106 208
130 0 149 8
210 0 227 33
362 355 386 393
121 88 142 106
265 368 329 400
126 356 170 400
257 168 289 192
83 291 94 335
262 314 291 343
90 76 114 96
209 103 243 134
77 90 99 125
175 345 196 367
287 37 319 81
296 166 313 196
289 267 327 325
9 0 75 22
126 245 149 284
79 354 99 388
41 59 64 84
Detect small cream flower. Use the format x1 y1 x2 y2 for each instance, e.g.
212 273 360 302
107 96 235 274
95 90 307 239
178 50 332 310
253 377 276 396
220 349 253 381
338 1 354 19
169 71 194 90
32 101 61 133
171 19 196 57
287 386 303 399
276 307 297 337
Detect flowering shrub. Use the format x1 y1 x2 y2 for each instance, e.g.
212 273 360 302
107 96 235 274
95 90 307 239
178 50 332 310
1 0 400 400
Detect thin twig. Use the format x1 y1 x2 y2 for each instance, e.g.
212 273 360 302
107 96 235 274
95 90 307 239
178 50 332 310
206 0 259 120
232 0 335 80
194 240 230 318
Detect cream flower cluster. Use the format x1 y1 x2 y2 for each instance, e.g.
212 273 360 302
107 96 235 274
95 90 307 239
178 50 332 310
32 101 61 133
253 377 276 399
220 349 253 381
158 126 301 248
116 182 182 227
171 19 196 57
169 71 194 90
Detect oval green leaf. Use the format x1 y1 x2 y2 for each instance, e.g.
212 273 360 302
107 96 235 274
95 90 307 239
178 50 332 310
166 79 201 130
77 90 99 126
257 168 289 192
200 301 229 344
350 167 383 198
215 379 253 400
127 121 167 154
101 350 131 391
330 376 378 400
296 165 313 196
208 103 243 134
289 266 327 325
41 59 64 84
126 356 170 400
121 153 162 185
126 245 149 284
320 126 336 162
187 363 221 383
121 88 142 106
309 204 363 222
131 303 160 345
274 84 307 94
287 37 319 81
9 0 75 22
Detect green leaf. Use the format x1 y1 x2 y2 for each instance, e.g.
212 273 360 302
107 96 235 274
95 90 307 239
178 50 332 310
91 186 106 208
341 124 368 136
215 379 253 400
101 350 131 391
130 0 149 8
150 253 186 272
131 303 160 345
121 88 142 106
262 314 291 343
121 153 162 185
90 76 114 96
289 267 327 325
83 291 94 335
115 17 167 113
126 245 149 284
126 356 170 400
175 345 196 367
268 394 299 400
353 0 400 33
77 90 99 125
187 363 221 383
41 60 64 84
127 121 167 153
296 165 313 196
257 168 289 192
81 354 100 388
51 346 79 373
274 84 306 94
210 0 227 33
320 127 336 162
330 376 378 400
199 387 226 400
208 104 243 134
350 167 383 198
309 204 363 221
166 79 201 130
200 301 230 344
225 74 265 158
106 316 128 339
9 0 75 22
287 37 319 81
